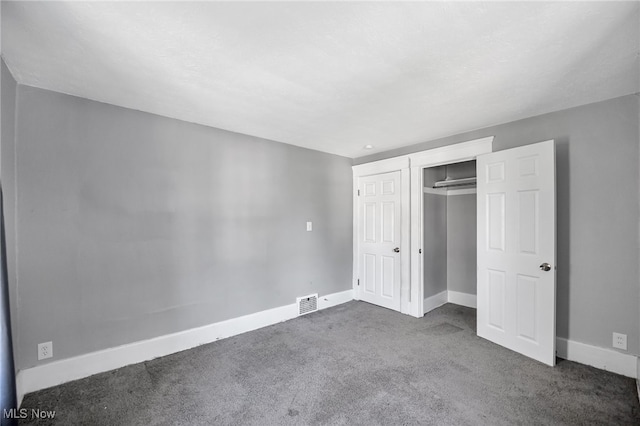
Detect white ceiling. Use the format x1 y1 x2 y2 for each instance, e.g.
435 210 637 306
2 1 639 158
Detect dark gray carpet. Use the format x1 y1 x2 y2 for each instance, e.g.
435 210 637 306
19 302 640 425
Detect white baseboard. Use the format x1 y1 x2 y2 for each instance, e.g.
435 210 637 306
447 290 477 308
438 292 637 378
423 290 448 314
16 373 23 409
444 292 636 378
556 337 638 378
16 289 354 405
317 289 354 309
17 289 635 405
423 291 476 314
637 358 640 405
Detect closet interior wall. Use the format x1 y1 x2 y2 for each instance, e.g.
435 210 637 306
423 161 477 302
423 166 447 300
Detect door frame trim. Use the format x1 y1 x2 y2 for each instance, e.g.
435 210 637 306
352 137 493 317
408 137 494 317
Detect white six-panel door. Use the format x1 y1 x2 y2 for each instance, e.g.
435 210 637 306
358 171 402 311
476 140 556 366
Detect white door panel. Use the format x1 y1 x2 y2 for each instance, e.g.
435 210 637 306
358 171 402 311
477 140 556 366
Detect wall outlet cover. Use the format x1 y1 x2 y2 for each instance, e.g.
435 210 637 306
612 332 627 351
38 341 53 360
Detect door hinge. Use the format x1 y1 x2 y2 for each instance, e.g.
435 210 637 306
419 249 422 254
357 279 360 286
357 190 360 196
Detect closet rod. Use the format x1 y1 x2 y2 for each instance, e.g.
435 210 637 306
433 177 476 188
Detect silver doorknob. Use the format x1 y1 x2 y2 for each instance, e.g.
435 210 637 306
540 263 551 271
393 247 400 253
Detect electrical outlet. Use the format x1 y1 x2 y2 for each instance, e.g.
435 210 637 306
306 221 312 231
612 332 627 350
38 341 53 360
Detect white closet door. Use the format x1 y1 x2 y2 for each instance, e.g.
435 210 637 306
476 140 556 366
358 171 402 311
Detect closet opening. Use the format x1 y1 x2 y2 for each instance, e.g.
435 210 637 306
422 160 477 314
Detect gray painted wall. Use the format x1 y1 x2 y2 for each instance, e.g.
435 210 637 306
447 194 476 295
423 193 447 298
423 166 446 189
11 84 353 370
423 167 447 298
1 59 18 374
445 160 476 180
422 161 477 297
445 161 477 296
357 94 640 355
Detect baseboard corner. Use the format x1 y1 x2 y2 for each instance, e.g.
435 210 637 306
447 291 477 309
423 290 448 314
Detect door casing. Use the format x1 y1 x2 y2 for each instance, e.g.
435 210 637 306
408 138 494 317
352 137 494 317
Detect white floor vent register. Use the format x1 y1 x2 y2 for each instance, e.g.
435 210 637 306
297 294 318 316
